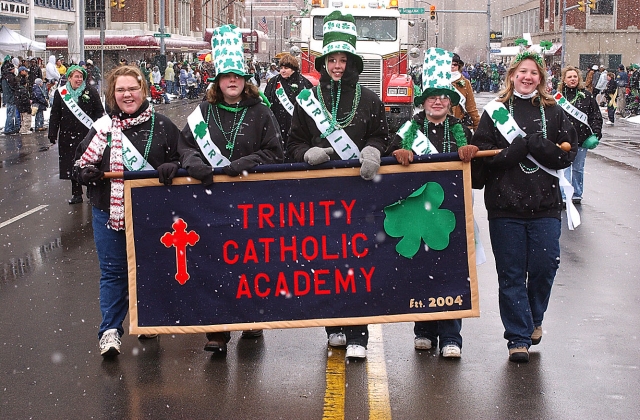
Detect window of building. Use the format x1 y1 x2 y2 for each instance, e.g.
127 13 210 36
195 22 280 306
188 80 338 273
86 0 105 29
591 0 613 15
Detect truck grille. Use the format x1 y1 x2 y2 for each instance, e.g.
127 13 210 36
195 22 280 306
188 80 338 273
360 58 382 97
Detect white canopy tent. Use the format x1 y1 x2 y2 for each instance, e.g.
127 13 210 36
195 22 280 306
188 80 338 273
0 26 46 54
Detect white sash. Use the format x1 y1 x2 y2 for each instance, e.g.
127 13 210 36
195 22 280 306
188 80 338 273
275 82 295 116
396 120 439 155
187 106 231 168
296 89 360 160
59 85 94 129
92 115 154 171
553 92 589 126
483 99 580 230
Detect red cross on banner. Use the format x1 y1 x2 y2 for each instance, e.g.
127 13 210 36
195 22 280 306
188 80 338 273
160 218 200 285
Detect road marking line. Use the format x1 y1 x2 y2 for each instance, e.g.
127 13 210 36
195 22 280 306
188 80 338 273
0 205 48 229
323 346 346 420
367 324 392 420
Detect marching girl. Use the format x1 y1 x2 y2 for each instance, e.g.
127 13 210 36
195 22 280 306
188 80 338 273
471 51 578 363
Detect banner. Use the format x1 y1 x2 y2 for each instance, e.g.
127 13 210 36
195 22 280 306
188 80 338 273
126 158 479 335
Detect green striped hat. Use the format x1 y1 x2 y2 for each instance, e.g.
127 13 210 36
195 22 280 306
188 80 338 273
314 11 363 74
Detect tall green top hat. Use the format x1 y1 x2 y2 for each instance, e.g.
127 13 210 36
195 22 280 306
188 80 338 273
211 24 251 82
314 10 363 74
414 47 461 107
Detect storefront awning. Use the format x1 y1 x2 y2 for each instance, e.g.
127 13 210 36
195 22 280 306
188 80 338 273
46 34 209 53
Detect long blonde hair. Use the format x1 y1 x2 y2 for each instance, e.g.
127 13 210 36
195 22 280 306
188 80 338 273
497 56 555 107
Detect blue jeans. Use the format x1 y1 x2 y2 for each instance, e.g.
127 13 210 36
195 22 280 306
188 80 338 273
414 319 462 349
35 109 44 129
564 146 587 200
489 217 561 349
165 80 174 94
180 84 186 98
93 207 129 338
4 103 18 133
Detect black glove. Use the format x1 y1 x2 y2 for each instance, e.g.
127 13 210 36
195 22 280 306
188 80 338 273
49 137 56 145
79 166 104 184
222 165 240 177
157 162 179 185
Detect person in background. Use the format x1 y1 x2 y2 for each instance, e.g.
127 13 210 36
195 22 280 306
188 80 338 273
16 67 32 135
603 71 617 125
49 65 105 204
556 66 602 205
287 11 389 360
28 57 41 88
389 48 477 359
74 65 182 357
594 66 608 103
86 59 101 94
31 78 48 131
615 64 628 114
471 50 577 363
178 25 284 355
55 57 67 78
164 61 175 94
265 63 279 81
1 59 19 135
450 53 480 132
264 53 313 159
584 65 597 93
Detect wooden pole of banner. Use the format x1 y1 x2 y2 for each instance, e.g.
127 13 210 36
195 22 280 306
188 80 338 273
101 143 570 179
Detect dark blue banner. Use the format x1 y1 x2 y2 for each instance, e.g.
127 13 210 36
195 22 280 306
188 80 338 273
125 160 479 334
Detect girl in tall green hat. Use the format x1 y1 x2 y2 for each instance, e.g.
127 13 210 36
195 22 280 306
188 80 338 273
389 47 478 359
49 64 104 204
178 24 284 355
287 10 390 360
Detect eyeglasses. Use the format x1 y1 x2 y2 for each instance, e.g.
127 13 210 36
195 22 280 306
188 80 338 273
115 86 141 94
425 96 451 104
451 63 459 67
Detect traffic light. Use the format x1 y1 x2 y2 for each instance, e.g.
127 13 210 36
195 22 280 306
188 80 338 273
117 0 124 8
429 5 436 21
589 0 597 10
577 1 585 12
110 0 116 6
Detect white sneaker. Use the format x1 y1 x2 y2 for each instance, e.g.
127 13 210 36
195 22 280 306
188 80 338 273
605 121 614 125
99 329 121 357
441 344 461 358
328 332 347 347
414 337 433 350
345 344 367 359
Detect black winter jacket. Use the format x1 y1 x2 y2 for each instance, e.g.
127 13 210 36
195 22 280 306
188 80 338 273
560 87 603 145
74 101 182 212
287 60 389 162
471 95 578 220
388 113 472 155
179 96 284 184
15 83 31 114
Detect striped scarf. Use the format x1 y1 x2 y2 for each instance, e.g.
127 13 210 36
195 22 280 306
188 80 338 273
76 104 154 230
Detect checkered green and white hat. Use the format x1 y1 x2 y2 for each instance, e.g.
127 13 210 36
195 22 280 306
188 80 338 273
314 10 363 74
414 47 460 107
211 24 251 82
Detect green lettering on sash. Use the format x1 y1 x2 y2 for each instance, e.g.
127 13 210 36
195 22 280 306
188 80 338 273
332 135 343 144
506 126 516 134
341 144 352 152
208 149 217 158
312 108 322 116
127 155 138 166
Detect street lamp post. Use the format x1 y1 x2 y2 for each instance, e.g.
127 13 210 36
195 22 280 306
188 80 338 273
249 1 254 63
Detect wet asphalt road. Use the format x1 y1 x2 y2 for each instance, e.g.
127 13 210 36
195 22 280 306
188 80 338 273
1 94 639 419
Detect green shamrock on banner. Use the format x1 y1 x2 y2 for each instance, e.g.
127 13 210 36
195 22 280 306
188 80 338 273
491 107 509 126
383 182 455 259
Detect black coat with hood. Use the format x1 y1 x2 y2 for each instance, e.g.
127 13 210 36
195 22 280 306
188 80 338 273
264 70 313 156
287 58 389 162
179 94 284 185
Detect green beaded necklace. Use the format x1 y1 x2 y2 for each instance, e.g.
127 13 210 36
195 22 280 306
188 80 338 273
509 96 546 174
207 103 248 156
423 117 452 153
316 81 361 138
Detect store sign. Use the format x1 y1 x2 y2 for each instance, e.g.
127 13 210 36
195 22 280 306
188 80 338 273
0 1 29 17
